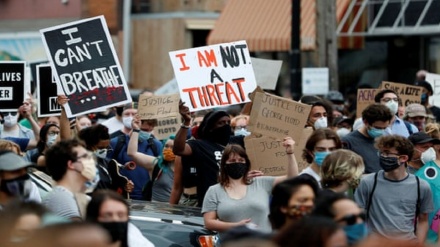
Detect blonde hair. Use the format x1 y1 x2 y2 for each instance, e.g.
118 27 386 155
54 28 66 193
321 149 364 188
231 114 249 129
425 123 440 139
0 140 22 155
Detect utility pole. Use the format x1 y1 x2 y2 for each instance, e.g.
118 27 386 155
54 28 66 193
290 0 301 100
316 0 338 91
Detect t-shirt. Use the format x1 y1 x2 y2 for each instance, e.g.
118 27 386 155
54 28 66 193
202 176 275 235
354 170 433 240
299 166 321 184
152 168 173 202
415 160 440 243
342 130 381 173
43 186 81 219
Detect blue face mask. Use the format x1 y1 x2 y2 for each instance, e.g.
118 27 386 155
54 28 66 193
367 127 384 139
343 223 368 245
421 93 427 103
314 151 330 166
234 128 251 137
138 131 151 142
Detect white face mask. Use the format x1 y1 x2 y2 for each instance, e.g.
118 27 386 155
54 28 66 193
421 147 436 164
314 117 328 129
80 158 97 182
336 128 351 138
234 128 251 136
385 100 398 115
122 116 133 129
46 134 58 147
4 113 18 128
94 149 108 159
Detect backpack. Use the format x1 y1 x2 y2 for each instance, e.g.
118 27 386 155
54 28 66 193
366 172 421 233
142 163 163 201
403 121 414 135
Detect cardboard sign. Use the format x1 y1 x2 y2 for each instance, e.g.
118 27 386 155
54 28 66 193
302 68 329 95
356 89 377 118
245 127 313 176
250 57 282 90
154 116 180 140
36 64 62 117
379 81 423 106
248 92 311 142
40 15 132 117
425 73 440 107
0 61 26 111
169 40 257 112
137 93 180 120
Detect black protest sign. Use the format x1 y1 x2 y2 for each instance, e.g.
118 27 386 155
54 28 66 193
37 64 61 117
29 60 48 93
40 15 131 117
0 61 25 112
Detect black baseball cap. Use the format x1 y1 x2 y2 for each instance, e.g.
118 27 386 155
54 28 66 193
409 132 440 145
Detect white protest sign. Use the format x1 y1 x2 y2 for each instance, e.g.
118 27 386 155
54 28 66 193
154 78 179 96
169 40 257 112
250 57 282 90
425 73 440 107
302 67 329 95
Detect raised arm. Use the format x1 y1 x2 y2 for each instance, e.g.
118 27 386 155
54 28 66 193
127 115 156 171
20 97 40 140
273 136 298 186
173 101 193 156
169 155 183 204
57 95 72 140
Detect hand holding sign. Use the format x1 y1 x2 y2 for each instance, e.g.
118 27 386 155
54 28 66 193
131 115 141 130
283 137 295 154
57 95 69 106
179 100 192 124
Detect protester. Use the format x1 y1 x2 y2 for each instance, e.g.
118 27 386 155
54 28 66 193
24 123 60 169
405 103 428 132
269 174 320 230
1 99 40 139
231 114 250 136
305 101 332 129
333 116 354 138
101 106 124 135
109 103 138 139
415 80 440 122
300 128 342 183
325 90 347 118
342 104 393 173
76 115 92 131
86 190 155 247
354 135 433 241
0 139 22 155
43 116 61 127
407 132 440 174
202 139 297 236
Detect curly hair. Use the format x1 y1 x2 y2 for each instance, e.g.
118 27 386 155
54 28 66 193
374 89 398 103
375 135 414 161
425 123 440 139
45 139 85 181
78 124 110 150
320 150 365 189
302 128 342 163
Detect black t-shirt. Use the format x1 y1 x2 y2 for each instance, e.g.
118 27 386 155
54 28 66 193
181 155 198 188
95 157 112 190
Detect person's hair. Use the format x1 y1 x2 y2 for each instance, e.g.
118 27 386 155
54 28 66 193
141 119 158 127
425 123 440 139
302 128 342 163
86 190 129 223
374 89 398 103
219 144 251 187
78 124 110 150
321 150 365 189
361 103 393 125
157 134 175 173
312 191 349 219
310 100 334 128
45 139 85 181
37 124 60 153
231 114 249 129
269 174 320 229
375 135 414 160
197 110 230 139
299 95 322 105
0 140 21 155
273 216 341 247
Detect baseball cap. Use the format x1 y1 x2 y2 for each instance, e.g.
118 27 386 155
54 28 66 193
415 81 433 95
409 132 440 145
0 151 34 171
405 104 427 118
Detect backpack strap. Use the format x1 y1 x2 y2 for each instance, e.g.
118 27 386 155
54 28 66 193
111 135 126 160
414 176 421 233
147 137 159 157
404 120 414 135
366 172 379 221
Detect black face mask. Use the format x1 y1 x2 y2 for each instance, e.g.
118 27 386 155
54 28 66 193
224 162 247 179
208 124 232 146
379 156 401 172
0 173 32 199
100 221 128 247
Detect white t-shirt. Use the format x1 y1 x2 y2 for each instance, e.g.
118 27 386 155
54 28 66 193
299 166 321 185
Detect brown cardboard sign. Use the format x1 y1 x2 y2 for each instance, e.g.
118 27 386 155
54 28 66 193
356 89 377 118
138 93 180 120
379 81 423 106
248 92 311 141
154 117 180 140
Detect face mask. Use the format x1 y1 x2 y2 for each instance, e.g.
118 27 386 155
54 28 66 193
314 151 330 166
0 173 32 199
367 127 384 139
79 158 97 181
100 221 128 245
285 205 313 220
347 177 361 188
343 223 368 245
314 117 328 129
421 93 427 103
4 113 18 128
46 134 58 147
234 128 251 137
379 155 401 172
336 128 351 138
224 162 247 179
138 130 151 142
84 169 100 193
122 116 133 129
162 148 175 162
208 124 231 146
385 100 398 115
94 149 108 159
421 147 436 164
335 105 345 112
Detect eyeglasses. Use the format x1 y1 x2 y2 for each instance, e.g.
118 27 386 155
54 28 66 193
381 97 399 103
48 131 60 136
336 212 366 225
74 151 95 162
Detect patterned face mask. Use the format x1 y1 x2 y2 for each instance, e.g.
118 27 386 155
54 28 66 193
285 204 313 219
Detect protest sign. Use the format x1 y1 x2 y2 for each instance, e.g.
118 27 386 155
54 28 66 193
245 127 312 176
137 93 180 120
248 91 311 142
154 78 179 96
425 73 440 107
40 15 132 117
154 117 180 140
379 81 423 106
302 68 329 95
250 57 282 90
169 40 257 112
356 89 377 118
36 64 61 117
29 60 48 92
0 61 26 112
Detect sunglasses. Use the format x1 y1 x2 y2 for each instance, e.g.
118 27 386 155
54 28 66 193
336 212 366 225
